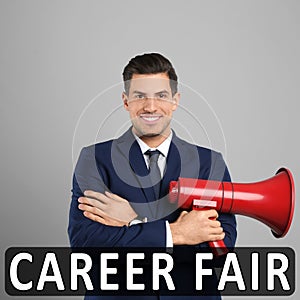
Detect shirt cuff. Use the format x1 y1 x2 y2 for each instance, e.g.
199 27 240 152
165 221 173 247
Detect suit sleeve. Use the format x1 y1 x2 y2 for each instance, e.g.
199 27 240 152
68 146 167 248
208 151 237 249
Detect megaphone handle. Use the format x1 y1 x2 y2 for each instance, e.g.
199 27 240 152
208 240 228 256
192 204 228 256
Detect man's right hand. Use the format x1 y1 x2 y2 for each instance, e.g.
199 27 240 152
170 209 225 245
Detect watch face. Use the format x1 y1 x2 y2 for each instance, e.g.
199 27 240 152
129 219 143 226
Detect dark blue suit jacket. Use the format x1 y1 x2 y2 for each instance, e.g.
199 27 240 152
68 128 237 299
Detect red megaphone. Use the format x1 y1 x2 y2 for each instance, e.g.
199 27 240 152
169 168 295 256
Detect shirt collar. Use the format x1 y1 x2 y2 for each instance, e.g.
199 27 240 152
132 130 173 157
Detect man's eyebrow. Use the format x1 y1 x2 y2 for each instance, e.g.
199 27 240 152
131 90 170 95
154 90 170 95
132 90 146 95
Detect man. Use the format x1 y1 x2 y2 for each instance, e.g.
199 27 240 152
68 53 237 299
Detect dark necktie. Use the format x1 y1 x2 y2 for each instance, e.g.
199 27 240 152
145 149 161 199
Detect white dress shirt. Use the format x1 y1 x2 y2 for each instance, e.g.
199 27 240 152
133 131 174 247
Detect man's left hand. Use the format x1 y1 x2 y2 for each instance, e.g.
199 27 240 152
78 190 138 227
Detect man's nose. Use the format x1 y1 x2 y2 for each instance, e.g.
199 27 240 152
143 97 158 112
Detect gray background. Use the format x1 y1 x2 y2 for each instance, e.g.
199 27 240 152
0 0 299 299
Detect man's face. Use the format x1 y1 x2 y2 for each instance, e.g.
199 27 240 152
122 73 180 143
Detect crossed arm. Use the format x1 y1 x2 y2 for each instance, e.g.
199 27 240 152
78 190 226 246
69 146 236 248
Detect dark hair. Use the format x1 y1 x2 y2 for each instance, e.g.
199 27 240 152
122 53 178 95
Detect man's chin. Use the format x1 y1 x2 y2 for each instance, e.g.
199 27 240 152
132 125 170 139
142 132 160 137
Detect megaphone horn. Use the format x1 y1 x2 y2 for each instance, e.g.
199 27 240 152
169 167 295 239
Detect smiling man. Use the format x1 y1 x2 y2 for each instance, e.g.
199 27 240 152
68 53 237 299
123 72 179 148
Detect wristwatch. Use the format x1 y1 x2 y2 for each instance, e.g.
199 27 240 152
128 216 148 226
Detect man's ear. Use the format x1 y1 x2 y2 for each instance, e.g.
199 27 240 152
122 92 129 111
172 92 180 111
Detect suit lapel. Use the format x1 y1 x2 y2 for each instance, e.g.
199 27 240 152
114 128 157 218
160 140 181 197
161 132 200 195
156 132 201 219
155 139 181 220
